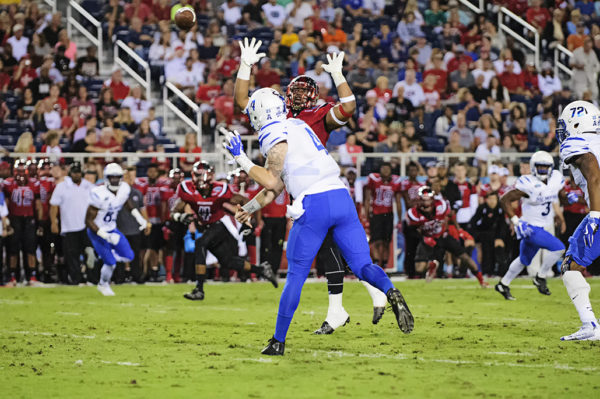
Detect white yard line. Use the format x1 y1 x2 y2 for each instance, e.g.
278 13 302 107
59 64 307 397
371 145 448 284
234 358 274 363
56 311 81 316
2 330 96 339
100 360 141 366
489 351 534 356
0 299 31 305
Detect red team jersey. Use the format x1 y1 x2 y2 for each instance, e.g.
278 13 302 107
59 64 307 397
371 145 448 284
288 103 334 145
3 178 39 217
564 180 587 215
135 178 164 224
479 183 509 199
262 190 289 218
366 173 399 215
38 176 55 220
406 199 450 238
398 178 424 208
160 181 179 222
176 180 232 225
456 180 477 208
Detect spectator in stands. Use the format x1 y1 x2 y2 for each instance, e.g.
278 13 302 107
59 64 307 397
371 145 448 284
121 86 152 124
56 29 76 62
323 22 347 48
262 0 287 29
42 130 62 156
62 106 80 140
215 44 239 79
571 36 600 99
214 78 235 126
30 33 52 65
394 69 424 108
0 59 10 92
115 107 137 135
220 0 242 26
171 57 203 97
195 73 221 126
43 100 62 133
526 0 551 34
474 114 500 144
448 111 473 151
179 132 202 175
281 22 299 47
76 46 99 79
338 133 363 167
14 131 35 153
125 0 152 23
128 17 153 58
449 61 474 93
97 88 119 121
7 24 29 61
575 0 595 22
73 115 99 143
493 48 521 75
71 86 96 121
566 9 586 36
16 87 35 122
543 8 565 50
568 21 588 51
242 0 263 27
475 134 500 168
11 56 36 92
42 12 62 47
153 0 172 23
103 69 130 102
45 84 67 115
499 61 525 95
397 11 423 45
134 120 156 152
509 116 529 152
256 58 281 89
96 126 122 154
164 45 187 81
435 105 455 140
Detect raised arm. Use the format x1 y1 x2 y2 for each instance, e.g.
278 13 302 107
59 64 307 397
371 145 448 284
323 52 357 131
234 37 265 111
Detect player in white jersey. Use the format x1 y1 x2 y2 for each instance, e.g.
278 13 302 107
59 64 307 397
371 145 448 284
85 163 151 296
495 151 568 300
221 88 413 355
556 100 600 340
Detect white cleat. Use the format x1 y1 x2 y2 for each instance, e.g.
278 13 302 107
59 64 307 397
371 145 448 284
97 284 115 296
560 321 599 341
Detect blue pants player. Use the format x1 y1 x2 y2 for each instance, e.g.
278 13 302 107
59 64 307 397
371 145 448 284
222 88 414 355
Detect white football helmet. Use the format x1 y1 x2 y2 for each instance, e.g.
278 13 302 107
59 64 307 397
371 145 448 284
557 100 600 143
104 163 123 191
530 151 554 182
246 88 287 131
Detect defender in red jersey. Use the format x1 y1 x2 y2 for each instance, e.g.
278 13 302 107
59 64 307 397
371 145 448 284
37 159 57 282
134 163 166 282
3 159 42 285
234 41 383 334
170 161 277 300
161 168 185 283
398 161 425 279
407 186 488 287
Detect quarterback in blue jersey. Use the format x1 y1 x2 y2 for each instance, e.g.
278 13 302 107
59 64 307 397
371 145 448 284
556 100 600 341
222 88 414 355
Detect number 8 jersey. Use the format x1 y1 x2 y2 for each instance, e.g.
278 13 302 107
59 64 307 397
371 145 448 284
89 183 131 231
514 170 564 227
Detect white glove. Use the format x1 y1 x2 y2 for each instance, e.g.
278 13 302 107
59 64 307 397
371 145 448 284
238 37 265 80
97 229 121 245
322 51 346 87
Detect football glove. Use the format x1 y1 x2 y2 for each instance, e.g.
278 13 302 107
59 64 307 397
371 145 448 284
239 37 265 67
582 215 600 247
514 220 533 240
567 192 579 204
424 237 437 247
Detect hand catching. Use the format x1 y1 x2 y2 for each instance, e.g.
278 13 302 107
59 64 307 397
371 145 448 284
239 37 265 67
322 51 345 75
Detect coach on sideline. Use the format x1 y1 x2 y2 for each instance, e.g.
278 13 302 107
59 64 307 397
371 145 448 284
50 162 95 284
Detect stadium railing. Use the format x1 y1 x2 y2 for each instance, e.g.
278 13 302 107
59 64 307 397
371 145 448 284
498 6 540 69
163 82 203 146
458 0 485 14
114 40 151 101
554 44 573 77
43 0 57 13
67 0 104 74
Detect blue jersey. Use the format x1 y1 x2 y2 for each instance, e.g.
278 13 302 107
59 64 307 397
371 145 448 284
515 170 564 227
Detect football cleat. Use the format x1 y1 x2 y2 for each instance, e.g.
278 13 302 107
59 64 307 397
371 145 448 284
183 287 205 300
261 336 285 356
480 280 490 288
372 307 385 324
533 274 551 295
260 261 278 288
386 288 414 334
97 284 115 296
314 317 350 335
494 282 515 300
560 322 600 341
425 260 439 283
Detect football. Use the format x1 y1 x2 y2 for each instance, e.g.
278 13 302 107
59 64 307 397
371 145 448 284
174 6 195 30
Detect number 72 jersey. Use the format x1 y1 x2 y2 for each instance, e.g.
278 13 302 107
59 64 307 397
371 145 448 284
89 183 131 231
515 170 564 227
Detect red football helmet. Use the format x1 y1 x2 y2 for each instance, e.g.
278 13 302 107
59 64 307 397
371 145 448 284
417 186 435 214
191 161 214 191
38 158 53 177
286 75 319 116
14 159 28 186
26 159 38 178
168 167 184 187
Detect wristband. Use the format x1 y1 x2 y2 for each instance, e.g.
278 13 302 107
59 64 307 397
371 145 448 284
237 62 251 80
172 212 182 222
590 211 600 218
329 107 347 126
131 208 148 230
339 95 355 103
235 153 256 173
331 71 346 87
510 215 520 226
337 104 353 118
242 197 262 214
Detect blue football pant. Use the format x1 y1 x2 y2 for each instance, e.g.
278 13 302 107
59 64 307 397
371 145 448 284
87 228 134 267
519 225 565 266
274 189 394 342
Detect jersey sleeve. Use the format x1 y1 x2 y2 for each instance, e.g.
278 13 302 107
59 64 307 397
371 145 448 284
89 188 104 209
560 136 591 165
258 121 288 157
406 207 422 226
550 170 565 192
175 182 194 203
514 175 535 197
366 173 379 190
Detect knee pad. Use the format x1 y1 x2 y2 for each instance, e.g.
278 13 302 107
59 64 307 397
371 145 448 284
563 270 590 295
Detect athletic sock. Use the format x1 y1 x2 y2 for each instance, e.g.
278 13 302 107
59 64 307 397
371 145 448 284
196 274 205 291
165 255 173 278
538 250 563 278
500 258 525 286
360 264 394 295
100 264 114 286
325 293 348 328
563 270 597 324
475 271 484 285
361 280 388 307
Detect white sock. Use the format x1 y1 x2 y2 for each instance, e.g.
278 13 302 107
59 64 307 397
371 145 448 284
563 270 597 324
361 280 388 307
100 264 115 286
325 293 348 327
538 250 564 278
500 258 525 286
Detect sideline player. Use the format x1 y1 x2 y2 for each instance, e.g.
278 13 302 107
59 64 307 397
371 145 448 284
556 100 600 340
234 37 388 333
37 159 56 282
222 88 413 355
85 163 151 296
495 151 567 300
161 168 186 283
170 161 277 300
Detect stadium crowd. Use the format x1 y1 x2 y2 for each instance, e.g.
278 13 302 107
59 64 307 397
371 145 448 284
2 0 600 286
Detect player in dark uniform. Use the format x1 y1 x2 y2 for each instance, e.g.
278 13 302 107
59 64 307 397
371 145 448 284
170 161 277 300
161 168 185 283
234 41 385 332
37 159 57 282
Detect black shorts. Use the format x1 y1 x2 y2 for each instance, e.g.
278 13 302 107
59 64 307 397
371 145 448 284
370 213 393 242
195 221 239 266
414 235 466 264
165 221 185 252
143 223 164 249
9 216 37 255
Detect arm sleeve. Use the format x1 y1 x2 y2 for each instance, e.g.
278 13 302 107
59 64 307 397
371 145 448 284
406 208 421 226
560 136 592 165
88 189 103 209
514 176 534 197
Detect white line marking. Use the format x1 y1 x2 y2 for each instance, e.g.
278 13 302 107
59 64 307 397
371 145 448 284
234 358 273 363
2 330 96 339
56 311 81 316
0 299 31 305
100 360 141 366
489 351 534 356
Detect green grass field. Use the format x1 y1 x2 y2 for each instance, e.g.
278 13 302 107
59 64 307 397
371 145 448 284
1 278 599 399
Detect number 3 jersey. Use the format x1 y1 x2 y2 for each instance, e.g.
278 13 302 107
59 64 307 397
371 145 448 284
89 183 131 231
175 180 232 225
258 118 345 199
514 170 564 227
